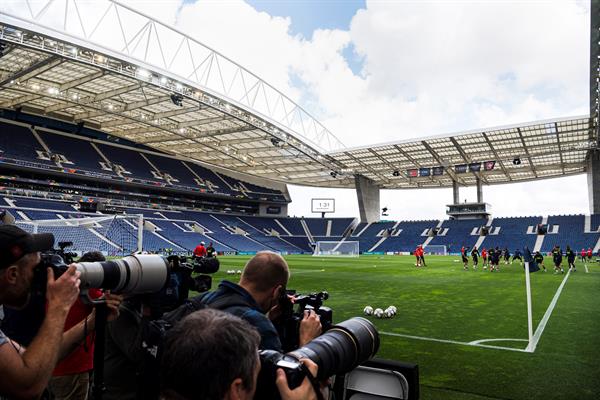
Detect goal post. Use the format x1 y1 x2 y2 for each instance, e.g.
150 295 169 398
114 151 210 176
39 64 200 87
313 241 359 257
424 245 447 255
16 214 143 256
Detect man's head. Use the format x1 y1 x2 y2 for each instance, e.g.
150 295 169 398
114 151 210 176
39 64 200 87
200 241 205 246
0 225 54 308
78 251 106 263
161 309 261 400
239 251 289 312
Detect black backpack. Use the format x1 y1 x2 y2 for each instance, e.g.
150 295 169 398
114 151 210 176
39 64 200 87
137 293 247 400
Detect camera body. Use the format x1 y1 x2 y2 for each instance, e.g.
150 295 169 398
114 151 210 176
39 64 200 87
276 290 332 352
257 317 380 399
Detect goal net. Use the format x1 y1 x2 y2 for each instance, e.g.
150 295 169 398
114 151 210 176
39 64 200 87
313 241 359 257
16 214 143 257
424 245 447 255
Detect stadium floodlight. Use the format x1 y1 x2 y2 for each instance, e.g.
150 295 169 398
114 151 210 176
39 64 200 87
170 94 183 106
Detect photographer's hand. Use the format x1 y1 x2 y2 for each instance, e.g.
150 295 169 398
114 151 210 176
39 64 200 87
104 291 124 322
299 310 322 347
276 359 319 400
46 265 81 315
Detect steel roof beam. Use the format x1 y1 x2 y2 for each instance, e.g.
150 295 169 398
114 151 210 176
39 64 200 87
516 127 538 179
554 122 565 174
0 55 62 88
421 140 465 185
481 132 512 181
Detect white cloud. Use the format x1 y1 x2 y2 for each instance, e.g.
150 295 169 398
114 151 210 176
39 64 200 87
123 0 594 219
5 0 591 219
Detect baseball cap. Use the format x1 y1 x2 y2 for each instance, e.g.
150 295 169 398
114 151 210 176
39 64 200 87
0 225 54 269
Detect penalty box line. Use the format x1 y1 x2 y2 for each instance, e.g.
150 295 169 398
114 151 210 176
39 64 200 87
379 331 530 353
526 269 571 353
381 269 572 354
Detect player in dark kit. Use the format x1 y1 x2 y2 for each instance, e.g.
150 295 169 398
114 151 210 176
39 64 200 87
471 247 480 270
566 246 576 272
489 247 500 272
503 247 511 264
552 245 564 274
512 249 523 265
461 246 469 270
534 251 546 272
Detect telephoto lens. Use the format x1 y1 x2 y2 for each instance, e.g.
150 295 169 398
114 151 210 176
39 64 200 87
289 317 380 379
76 254 169 294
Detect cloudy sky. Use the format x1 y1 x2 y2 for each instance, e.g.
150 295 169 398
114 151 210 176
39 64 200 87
7 0 592 220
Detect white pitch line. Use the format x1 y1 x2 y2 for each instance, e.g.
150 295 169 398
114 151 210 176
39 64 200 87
526 269 571 352
380 331 530 353
469 338 529 345
585 263 589 273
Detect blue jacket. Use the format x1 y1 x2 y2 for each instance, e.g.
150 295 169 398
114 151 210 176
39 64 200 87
202 280 283 352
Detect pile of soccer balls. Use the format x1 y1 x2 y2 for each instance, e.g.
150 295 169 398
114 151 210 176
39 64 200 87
226 270 242 275
363 305 397 319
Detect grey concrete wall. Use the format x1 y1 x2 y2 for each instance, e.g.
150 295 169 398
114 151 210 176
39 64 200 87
355 174 380 223
588 151 600 214
452 180 460 204
476 178 483 203
259 202 288 217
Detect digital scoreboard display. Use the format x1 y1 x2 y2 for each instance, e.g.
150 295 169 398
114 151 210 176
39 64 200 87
311 198 335 213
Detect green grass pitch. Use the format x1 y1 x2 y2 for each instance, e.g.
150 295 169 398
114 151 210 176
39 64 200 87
210 254 600 400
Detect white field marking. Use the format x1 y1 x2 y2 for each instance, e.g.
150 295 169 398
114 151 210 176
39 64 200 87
469 338 529 345
526 269 571 353
380 331 530 353
585 263 589 273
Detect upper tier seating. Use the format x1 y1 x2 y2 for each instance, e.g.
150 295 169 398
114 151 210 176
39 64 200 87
379 220 439 252
37 131 110 175
481 217 541 251
0 122 53 165
142 154 200 188
428 219 486 250
95 143 158 181
540 215 599 252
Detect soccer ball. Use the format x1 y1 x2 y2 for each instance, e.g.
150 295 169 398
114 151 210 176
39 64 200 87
363 306 374 316
384 309 394 318
236 270 242 275
226 270 232 275
374 308 384 318
389 305 397 313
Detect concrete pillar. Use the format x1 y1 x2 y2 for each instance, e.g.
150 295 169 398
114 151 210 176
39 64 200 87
476 178 483 203
355 174 380 223
452 180 459 205
588 150 600 214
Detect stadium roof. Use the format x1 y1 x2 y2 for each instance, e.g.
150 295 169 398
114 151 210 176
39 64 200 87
0 1 597 189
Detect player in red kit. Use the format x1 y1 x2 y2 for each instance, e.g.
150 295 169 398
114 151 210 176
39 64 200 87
481 248 488 270
194 241 207 258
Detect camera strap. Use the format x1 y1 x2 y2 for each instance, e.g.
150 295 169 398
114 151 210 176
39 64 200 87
304 368 325 400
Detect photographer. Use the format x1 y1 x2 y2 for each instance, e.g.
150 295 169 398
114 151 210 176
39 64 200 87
0 226 97 398
48 251 105 400
201 251 321 351
161 308 320 400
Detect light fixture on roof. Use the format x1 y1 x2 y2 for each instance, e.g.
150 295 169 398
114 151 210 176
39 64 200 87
71 93 78 100
330 171 337 178
107 104 114 110
270 138 281 147
512 157 522 165
392 170 400 177
47 87 59 95
137 69 151 79
170 94 183 107
31 83 40 91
